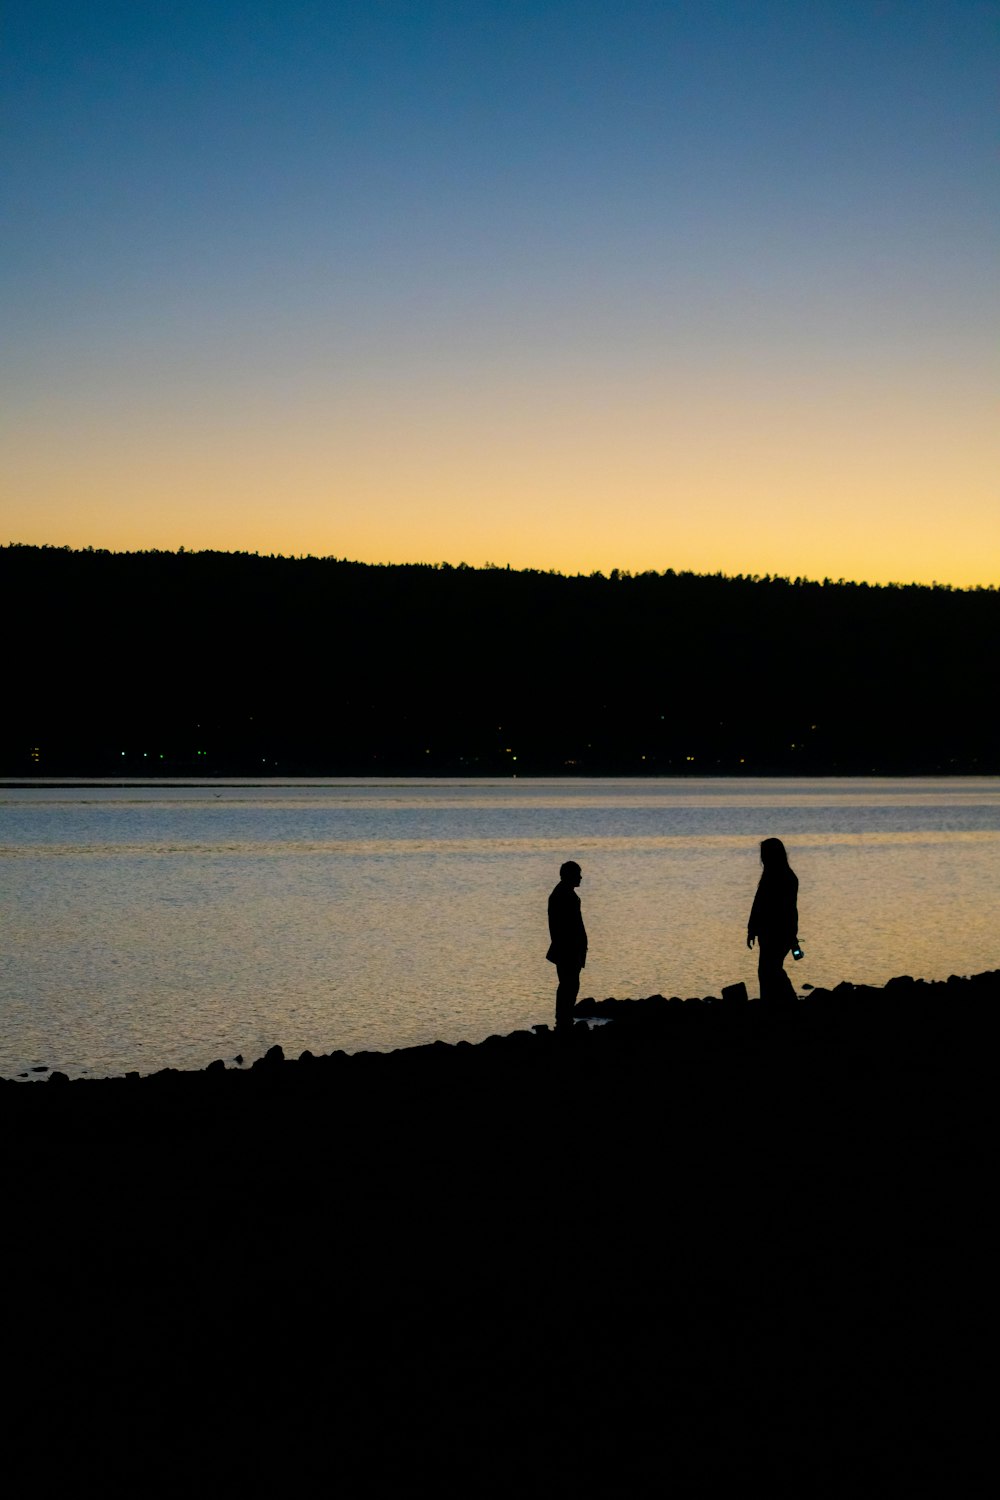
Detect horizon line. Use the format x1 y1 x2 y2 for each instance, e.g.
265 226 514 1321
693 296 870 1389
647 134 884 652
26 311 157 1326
4 540 997 594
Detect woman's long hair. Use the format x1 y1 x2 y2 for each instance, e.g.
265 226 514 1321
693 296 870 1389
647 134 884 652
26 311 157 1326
759 837 791 871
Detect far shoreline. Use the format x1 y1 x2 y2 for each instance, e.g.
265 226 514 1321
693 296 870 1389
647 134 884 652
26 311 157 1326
5 771 999 789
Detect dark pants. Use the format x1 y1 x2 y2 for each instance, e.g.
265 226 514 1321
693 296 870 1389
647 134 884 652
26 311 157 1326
757 939 796 1004
555 963 582 1032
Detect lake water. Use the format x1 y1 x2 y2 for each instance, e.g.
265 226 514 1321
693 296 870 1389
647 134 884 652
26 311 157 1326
1 777 997 1079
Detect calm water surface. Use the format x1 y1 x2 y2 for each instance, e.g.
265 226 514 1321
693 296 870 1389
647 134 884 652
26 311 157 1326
2 777 997 1078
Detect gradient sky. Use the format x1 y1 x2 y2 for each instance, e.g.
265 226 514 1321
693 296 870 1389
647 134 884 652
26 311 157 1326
3 1 997 584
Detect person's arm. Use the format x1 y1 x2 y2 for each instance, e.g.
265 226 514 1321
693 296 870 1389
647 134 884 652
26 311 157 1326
548 886 571 950
789 875 799 947
747 887 760 948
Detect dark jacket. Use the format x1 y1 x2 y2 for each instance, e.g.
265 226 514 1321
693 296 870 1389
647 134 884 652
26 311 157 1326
748 868 799 949
547 882 588 968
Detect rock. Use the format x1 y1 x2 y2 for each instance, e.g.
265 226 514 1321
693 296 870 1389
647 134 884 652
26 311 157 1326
252 1044 285 1071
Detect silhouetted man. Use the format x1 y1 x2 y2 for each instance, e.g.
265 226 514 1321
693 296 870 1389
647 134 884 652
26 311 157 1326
547 861 588 1034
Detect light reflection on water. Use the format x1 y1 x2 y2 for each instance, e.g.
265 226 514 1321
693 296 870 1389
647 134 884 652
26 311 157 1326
1 778 997 1079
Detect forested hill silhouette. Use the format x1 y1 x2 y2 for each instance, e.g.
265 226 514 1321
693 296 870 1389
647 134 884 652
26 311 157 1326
3 544 996 776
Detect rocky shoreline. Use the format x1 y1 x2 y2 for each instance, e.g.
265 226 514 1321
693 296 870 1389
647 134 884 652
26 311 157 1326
5 971 992 1493
5 966 995 1094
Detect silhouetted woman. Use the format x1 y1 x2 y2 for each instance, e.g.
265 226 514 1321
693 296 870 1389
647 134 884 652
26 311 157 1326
747 838 799 1003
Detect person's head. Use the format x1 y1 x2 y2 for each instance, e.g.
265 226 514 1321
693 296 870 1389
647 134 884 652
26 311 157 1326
759 837 789 870
559 861 582 886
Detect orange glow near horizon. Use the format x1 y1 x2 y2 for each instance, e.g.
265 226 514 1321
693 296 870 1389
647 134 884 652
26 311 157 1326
4 349 997 587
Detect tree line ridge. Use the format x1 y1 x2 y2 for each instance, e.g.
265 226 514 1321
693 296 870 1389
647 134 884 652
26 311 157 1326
3 544 996 775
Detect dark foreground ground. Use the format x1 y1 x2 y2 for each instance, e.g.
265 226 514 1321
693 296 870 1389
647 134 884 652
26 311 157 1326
3 973 994 1496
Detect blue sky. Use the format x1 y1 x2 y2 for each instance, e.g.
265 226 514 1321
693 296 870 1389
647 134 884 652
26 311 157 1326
3 1 998 582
